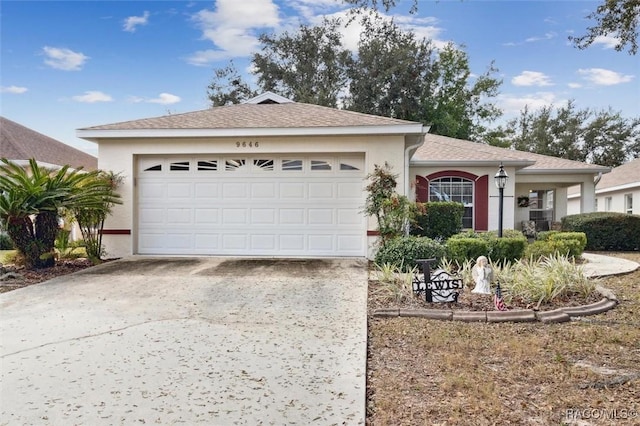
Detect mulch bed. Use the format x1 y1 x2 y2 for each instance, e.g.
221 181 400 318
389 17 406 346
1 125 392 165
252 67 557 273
0 258 98 293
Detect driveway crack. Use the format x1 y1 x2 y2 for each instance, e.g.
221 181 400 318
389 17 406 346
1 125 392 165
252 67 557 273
1 316 192 358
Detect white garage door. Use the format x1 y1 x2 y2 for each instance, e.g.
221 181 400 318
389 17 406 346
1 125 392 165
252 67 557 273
136 155 367 256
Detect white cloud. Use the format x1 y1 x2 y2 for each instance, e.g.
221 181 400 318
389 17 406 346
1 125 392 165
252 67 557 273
307 9 445 52
524 31 556 43
148 93 181 104
187 0 280 65
43 46 89 71
0 85 28 94
72 91 113 103
504 31 556 47
285 0 343 21
497 92 562 115
591 35 620 50
127 93 181 104
512 71 553 87
123 11 150 32
567 82 582 89
578 68 634 86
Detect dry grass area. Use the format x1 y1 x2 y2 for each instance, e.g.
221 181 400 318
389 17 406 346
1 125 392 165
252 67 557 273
366 252 640 426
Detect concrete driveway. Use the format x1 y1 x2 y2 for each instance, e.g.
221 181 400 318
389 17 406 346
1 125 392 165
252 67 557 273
0 257 368 425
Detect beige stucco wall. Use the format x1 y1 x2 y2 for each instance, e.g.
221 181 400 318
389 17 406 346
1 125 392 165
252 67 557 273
97 134 408 258
569 187 640 215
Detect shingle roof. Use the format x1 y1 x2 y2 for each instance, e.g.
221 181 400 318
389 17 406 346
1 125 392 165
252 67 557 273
79 102 418 131
411 133 610 173
1 117 97 170
595 157 640 190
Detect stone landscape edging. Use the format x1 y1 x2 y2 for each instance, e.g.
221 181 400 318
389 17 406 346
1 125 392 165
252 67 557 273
372 286 619 324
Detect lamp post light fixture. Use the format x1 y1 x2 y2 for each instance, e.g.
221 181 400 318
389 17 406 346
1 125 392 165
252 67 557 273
495 162 508 238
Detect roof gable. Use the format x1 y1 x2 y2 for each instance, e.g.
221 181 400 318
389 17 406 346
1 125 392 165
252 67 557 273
244 92 294 105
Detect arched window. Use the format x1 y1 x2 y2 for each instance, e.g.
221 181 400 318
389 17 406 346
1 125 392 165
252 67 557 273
429 177 474 228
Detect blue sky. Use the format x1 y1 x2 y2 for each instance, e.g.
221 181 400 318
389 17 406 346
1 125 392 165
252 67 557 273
1 0 638 157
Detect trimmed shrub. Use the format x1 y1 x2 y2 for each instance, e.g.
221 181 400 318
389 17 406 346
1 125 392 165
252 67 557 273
445 238 489 265
524 239 581 260
412 201 464 240
374 235 446 272
0 233 15 250
448 230 527 263
562 212 640 251
490 236 528 264
549 232 587 255
536 230 560 241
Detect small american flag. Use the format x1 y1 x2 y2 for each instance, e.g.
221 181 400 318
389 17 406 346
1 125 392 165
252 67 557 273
494 281 507 311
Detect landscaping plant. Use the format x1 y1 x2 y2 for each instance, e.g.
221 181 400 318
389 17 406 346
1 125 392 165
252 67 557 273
73 171 123 263
364 162 423 246
0 158 121 269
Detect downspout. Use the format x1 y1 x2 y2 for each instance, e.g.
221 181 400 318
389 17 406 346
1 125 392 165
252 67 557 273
404 126 429 198
594 171 603 187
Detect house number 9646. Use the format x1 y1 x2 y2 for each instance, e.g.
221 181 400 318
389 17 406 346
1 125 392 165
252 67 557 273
236 141 259 148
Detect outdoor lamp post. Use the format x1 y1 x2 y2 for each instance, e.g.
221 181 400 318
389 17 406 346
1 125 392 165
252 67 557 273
495 162 508 237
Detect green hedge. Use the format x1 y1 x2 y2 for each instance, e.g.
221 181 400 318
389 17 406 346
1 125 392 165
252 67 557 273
412 201 464 240
446 230 527 263
561 212 640 251
445 238 489 265
375 236 446 271
524 239 584 260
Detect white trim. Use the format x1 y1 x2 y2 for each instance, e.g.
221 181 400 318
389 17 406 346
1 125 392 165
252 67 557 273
517 167 610 175
410 159 535 168
244 92 294 104
596 182 640 194
77 124 425 141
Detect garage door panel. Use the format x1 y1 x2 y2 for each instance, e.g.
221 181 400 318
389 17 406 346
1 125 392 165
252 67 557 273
167 209 192 224
194 209 219 224
338 235 364 251
222 209 247 224
139 208 163 224
139 233 166 250
222 234 248 250
337 209 363 225
195 183 219 198
251 234 276 250
308 235 334 251
337 182 363 198
167 183 191 199
280 234 305 250
308 183 334 199
223 182 248 198
166 233 193 249
279 209 305 225
195 234 219 249
251 209 276 224
308 209 334 225
139 182 164 200
251 182 276 198
280 183 305 198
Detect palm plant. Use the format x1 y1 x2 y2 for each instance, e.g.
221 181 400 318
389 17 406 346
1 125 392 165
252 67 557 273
72 171 123 262
0 158 120 269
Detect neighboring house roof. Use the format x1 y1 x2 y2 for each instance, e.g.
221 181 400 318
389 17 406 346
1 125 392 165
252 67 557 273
77 101 424 140
1 116 97 171
411 133 610 174
568 157 640 197
595 157 640 191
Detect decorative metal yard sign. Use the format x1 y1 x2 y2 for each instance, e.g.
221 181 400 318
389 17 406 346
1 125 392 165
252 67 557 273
412 258 463 303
